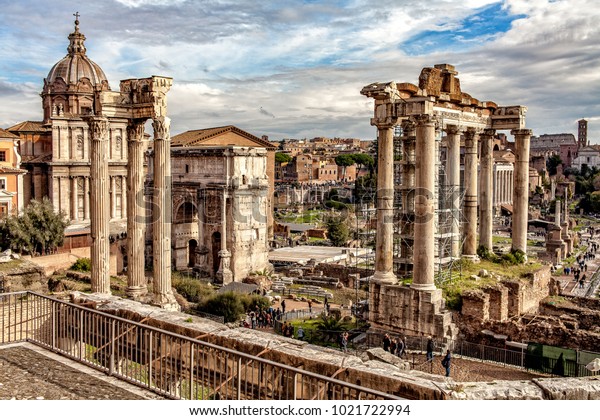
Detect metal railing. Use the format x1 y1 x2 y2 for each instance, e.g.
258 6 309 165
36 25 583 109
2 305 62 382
0 291 399 400
366 332 598 378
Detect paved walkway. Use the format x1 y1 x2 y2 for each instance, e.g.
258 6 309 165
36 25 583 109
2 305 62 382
555 235 600 298
0 343 162 400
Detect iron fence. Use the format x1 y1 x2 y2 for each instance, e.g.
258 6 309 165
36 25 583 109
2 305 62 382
0 291 399 400
366 331 598 378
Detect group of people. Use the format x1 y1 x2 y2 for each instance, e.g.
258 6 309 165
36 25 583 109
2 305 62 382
382 333 407 359
281 321 296 338
427 336 452 377
246 306 281 329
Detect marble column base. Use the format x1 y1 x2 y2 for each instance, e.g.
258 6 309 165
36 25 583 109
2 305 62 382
372 270 397 284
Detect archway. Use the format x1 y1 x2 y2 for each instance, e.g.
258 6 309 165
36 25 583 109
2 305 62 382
188 239 197 267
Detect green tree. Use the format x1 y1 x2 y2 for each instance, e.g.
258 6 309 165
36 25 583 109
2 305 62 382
326 214 350 246
547 154 562 176
275 152 292 163
0 198 68 255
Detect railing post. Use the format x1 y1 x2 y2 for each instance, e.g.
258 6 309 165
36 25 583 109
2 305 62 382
79 309 84 360
148 330 153 388
51 301 56 350
293 372 298 400
189 342 194 400
109 319 116 376
237 357 242 400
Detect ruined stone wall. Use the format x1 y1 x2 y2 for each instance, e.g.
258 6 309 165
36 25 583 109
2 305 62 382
0 260 46 293
314 263 374 287
461 266 551 321
68 292 600 400
367 283 451 339
520 266 551 313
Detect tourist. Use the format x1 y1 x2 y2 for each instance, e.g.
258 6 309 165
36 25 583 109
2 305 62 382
281 299 286 314
296 326 305 340
340 332 349 353
383 333 391 352
426 336 435 362
441 350 452 377
396 337 405 358
390 337 397 355
308 300 312 313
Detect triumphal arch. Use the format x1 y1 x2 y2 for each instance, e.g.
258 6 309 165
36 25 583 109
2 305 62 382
361 64 531 338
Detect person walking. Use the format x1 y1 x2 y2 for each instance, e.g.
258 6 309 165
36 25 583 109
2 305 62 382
426 336 435 362
396 336 405 359
442 350 452 377
383 333 391 352
281 299 286 314
340 332 349 353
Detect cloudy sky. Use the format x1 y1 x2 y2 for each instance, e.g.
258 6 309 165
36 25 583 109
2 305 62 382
1 0 599 141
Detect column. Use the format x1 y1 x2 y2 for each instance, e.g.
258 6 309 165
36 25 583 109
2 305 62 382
373 121 397 283
479 129 495 251
511 129 532 254
411 114 437 291
463 128 480 258
216 187 233 284
84 176 90 220
126 119 147 299
71 176 78 222
121 176 127 219
152 116 178 309
445 125 461 258
110 176 116 219
89 117 111 294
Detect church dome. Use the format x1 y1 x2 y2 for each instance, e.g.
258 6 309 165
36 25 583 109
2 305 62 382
45 16 110 91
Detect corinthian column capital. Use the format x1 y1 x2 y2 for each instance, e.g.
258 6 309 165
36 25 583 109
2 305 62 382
152 116 171 140
127 119 146 142
412 114 438 128
88 117 109 140
510 128 533 138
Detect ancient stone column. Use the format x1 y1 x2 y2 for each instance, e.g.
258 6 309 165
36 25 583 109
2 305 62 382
555 199 562 225
463 128 480 258
412 114 437 291
88 117 111 294
373 121 397 283
71 177 78 221
511 129 532 254
152 116 178 309
445 125 461 258
84 176 90 220
216 187 233 284
126 119 148 299
479 129 495 252
400 120 416 274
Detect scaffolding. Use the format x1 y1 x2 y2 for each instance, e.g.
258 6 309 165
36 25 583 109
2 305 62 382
392 125 465 285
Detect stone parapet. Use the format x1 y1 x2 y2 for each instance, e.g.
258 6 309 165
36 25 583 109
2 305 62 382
70 292 600 400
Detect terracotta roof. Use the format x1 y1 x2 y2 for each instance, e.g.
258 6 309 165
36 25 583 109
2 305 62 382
0 165 27 174
8 121 49 133
172 125 276 149
0 128 20 139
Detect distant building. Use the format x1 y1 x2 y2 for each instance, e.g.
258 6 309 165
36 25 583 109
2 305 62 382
530 133 577 159
0 128 26 215
572 146 600 171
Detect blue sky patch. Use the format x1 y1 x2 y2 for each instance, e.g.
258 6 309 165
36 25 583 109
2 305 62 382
402 3 526 56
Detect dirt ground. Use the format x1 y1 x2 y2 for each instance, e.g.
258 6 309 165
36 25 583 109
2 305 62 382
272 298 548 382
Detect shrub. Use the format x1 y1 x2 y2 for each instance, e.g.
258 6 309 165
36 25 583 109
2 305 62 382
240 294 270 313
71 258 91 272
171 275 214 303
197 292 246 323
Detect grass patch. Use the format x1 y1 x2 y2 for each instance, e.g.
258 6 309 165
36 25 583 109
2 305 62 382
0 259 25 270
